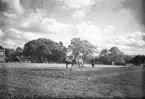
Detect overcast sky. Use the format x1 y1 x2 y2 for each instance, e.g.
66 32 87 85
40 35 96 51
0 0 145 55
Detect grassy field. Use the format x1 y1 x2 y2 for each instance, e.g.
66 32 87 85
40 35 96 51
0 63 145 99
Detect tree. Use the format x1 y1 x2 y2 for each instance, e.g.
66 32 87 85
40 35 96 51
23 38 52 62
5 48 15 62
12 47 23 57
80 40 97 60
109 46 124 62
100 49 108 57
15 47 23 53
23 40 37 56
23 38 66 62
98 47 125 65
68 38 97 60
99 49 109 64
68 38 82 56
50 41 67 62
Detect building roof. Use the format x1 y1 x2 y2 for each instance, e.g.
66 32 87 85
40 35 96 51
12 56 36 61
13 56 29 61
127 55 145 64
0 45 4 50
106 56 114 61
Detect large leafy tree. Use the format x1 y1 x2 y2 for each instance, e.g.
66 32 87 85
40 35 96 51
68 38 82 56
99 49 109 63
109 46 124 61
68 38 97 60
80 40 97 60
5 48 15 62
100 49 108 57
23 38 66 62
98 47 125 64
14 47 23 56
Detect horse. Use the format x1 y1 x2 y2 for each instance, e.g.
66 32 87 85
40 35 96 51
75 56 84 68
64 56 76 69
64 56 84 69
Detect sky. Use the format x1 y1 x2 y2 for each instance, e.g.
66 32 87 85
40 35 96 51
0 0 145 55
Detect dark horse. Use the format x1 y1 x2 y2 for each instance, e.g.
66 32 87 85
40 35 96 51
64 56 75 69
64 56 84 69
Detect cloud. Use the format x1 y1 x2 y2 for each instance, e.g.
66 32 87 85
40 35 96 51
61 0 99 19
33 21 103 47
1 19 102 48
0 11 74 48
0 13 5 28
72 10 85 19
0 0 24 28
73 21 102 45
3 13 145 55
107 32 145 47
0 30 5 47
0 0 8 12
2 0 24 15
3 12 18 19
104 25 115 32
62 0 95 9
7 12 73 34
117 0 144 29
1 28 42 48
106 32 145 55
0 29 4 37
43 21 102 46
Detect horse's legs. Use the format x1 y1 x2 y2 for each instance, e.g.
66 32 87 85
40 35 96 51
75 63 78 68
80 64 82 68
82 61 84 67
75 63 77 68
66 64 68 69
75 64 77 68
79 61 82 68
81 63 83 67
80 61 84 68
72 63 74 68
78 63 81 68
77 63 80 68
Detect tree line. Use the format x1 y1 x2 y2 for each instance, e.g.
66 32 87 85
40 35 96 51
98 47 135 65
3 37 134 64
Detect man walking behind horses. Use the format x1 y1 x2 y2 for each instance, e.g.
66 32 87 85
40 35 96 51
91 58 95 68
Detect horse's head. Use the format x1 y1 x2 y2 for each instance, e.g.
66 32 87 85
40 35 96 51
65 56 73 62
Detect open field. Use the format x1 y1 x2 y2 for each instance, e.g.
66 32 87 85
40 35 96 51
0 63 128 68
0 63 145 99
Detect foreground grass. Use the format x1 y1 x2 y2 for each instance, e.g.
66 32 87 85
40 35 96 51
0 66 145 99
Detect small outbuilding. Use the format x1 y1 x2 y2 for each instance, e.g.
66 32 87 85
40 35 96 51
12 55 37 63
0 45 5 62
127 55 145 66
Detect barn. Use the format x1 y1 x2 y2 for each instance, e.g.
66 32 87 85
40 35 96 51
12 55 37 63
0 45 5 62
127 55 145 66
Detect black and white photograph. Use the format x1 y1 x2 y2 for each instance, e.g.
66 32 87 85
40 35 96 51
0 0 145 99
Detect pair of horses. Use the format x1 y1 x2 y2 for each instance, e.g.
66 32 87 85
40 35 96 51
64 56 84 69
